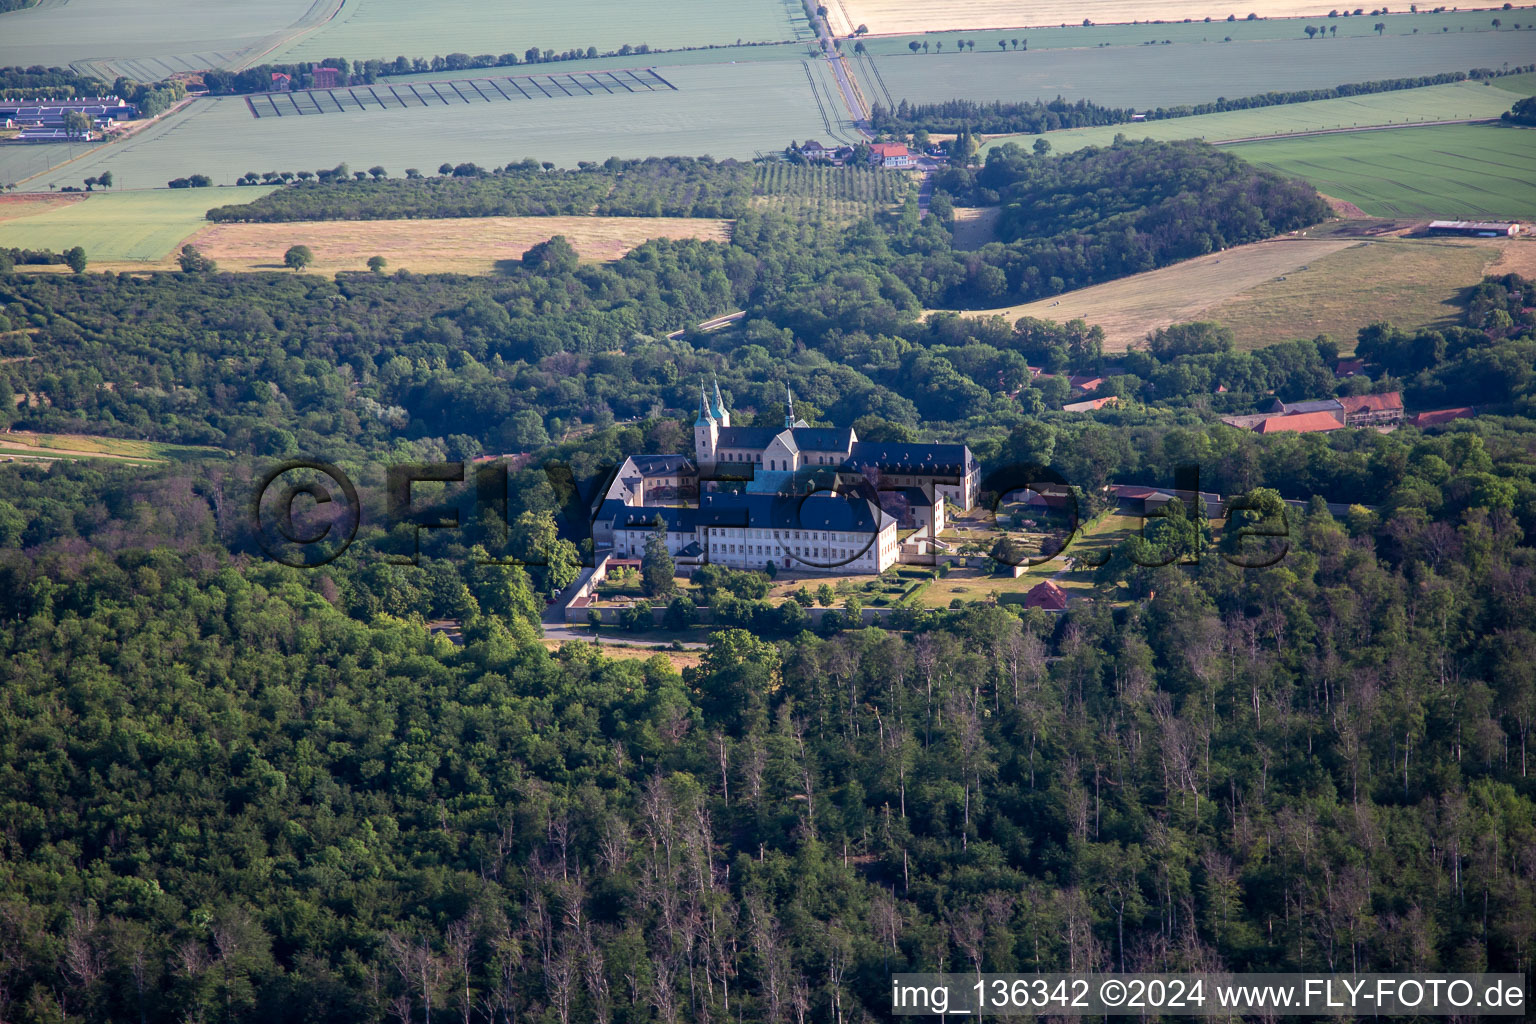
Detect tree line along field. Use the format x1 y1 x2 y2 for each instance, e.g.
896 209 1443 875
267 0 810 65
1230 122 1536 219
8 61 846 191
0 0 323 78
869 28 1536 107
0 189 274 263
849 10 1525 54
825 0 1531 34
978 79 1528 155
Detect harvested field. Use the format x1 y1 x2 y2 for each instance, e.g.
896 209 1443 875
0 193 86 222
951 237 1356 347
171 215 733 272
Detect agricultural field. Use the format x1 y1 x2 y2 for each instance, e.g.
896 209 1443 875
824 0 1528 35
172 215 733 273
0 188 274 262
7 61 846 189
269 0 810 64
867 30 1536 107
379 43 816 83
751 162 911 219
0 0 323 78
978 79 1526 154
847 10 1523 53
951 235 1527 351
1230 122 1536 219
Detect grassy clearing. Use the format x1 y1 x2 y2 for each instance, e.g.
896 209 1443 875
0 0 318 78
272 0 808 63
843 10 1525 49
979 80 1521 155
168 216 732 273
0 188 276 262
949 234 1526 352
868 31 1536 107
950 205 1000 249
540 637 704 670
949 237 1357 348
1229 122 1536 219
0 430 227 464
1204 237 1516 348
18 61 839 189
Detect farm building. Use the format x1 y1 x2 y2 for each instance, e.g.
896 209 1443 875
311 67 344 89
15 127 91 142
799 140 834 160
869 142 913 168
1335 358 1366 378
1255 411 1345 434
1338 391 1404 427
1426 219 1521 237
270 73 292 92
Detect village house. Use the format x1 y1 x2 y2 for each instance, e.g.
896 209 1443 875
869 142 914 168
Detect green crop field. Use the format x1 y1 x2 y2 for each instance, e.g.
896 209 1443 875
270 0 811 65
0 188 275 262
978 80 1525 155
12 61 848 191
867 30 1536 107
1230 122 1536 220
852 11 1526 56
379 42 817 84
0 0 323 78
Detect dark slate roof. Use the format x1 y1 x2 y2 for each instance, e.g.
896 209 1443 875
629 454 694 476
789 426 854 452
610 492 888 534
715 426 779 449
848 441 972 476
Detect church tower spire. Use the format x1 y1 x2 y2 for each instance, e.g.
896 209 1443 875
694 380 718 464
784 383 795 429
712 376 730 427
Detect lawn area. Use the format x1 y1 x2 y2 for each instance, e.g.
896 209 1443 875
270 0 811 63
1229 123 1536 220
0 188 275 263
171 215 732 273
978 80 1523 156
0 430 229 464
867 31 1536 108
911 513 1147 607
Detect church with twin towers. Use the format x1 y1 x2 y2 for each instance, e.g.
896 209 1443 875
594 378 980 574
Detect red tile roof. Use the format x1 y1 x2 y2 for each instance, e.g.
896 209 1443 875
1410 407 1475 427
1024 579 1068 610
1256 411 1344 434
1335 358 1366 377
870 142 909 157
1338 391 1402 414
